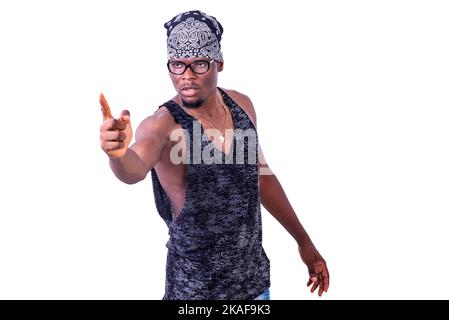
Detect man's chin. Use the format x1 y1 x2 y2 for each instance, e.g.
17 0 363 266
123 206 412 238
180 98 204 109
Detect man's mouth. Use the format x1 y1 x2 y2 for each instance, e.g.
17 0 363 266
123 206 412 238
181 86 200 97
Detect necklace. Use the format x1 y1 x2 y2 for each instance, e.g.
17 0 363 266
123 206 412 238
180 91 228 143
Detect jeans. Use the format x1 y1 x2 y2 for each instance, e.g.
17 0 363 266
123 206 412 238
253 288 270 300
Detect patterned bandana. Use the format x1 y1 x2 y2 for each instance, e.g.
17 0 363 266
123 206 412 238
164 10 224 62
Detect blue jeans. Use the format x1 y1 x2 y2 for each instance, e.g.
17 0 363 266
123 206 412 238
253 288 270 300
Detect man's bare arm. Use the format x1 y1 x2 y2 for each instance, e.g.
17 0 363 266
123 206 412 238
99 94 169 184
109 116 167 184
259 166 314 245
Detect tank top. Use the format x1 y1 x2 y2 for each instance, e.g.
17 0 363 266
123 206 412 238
151 87 270 300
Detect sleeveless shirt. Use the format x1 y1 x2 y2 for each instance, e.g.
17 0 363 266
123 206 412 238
151 88 270 299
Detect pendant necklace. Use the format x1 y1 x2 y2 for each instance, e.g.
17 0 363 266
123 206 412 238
180 91 229 143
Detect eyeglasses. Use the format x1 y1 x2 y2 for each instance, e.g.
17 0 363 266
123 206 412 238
167 59 215 75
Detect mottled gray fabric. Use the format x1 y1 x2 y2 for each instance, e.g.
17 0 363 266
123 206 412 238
151 88 270 300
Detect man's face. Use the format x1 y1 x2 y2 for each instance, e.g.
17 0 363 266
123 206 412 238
168 57 223 109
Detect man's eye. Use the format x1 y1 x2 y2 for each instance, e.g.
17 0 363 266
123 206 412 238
170 63 183 68
196 62 206 67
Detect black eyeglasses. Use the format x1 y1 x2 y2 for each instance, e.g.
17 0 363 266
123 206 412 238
167 59 215 75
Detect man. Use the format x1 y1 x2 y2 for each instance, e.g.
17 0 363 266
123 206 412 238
99 10 329 300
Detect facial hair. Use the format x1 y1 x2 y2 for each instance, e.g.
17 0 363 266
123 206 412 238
181 98 204 109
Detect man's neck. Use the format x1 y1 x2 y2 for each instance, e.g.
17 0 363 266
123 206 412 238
180 90 221 119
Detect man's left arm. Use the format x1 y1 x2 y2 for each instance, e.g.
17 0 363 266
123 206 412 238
259 153 329 296
231 90 330 296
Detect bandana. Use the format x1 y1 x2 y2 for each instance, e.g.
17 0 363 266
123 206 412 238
164 10 224 62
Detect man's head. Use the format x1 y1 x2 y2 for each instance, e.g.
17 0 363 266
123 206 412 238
164 10 224 109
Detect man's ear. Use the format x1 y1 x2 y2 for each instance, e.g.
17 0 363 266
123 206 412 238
218 62 224 72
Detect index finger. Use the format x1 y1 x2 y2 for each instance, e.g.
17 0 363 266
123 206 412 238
99 93 113 121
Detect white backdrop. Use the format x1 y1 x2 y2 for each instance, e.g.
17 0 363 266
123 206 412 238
0 0 448 299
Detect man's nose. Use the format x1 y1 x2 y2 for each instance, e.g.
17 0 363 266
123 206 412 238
182 66 197 80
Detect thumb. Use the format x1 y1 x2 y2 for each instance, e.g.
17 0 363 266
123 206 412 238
120 110 131 124
307 275 318 287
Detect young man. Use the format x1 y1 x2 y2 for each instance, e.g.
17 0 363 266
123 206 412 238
99 10 329 300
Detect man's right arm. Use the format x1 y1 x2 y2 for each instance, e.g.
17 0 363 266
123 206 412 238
101 113 169 184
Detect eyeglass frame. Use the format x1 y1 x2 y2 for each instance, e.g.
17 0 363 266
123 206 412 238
167 59 215 75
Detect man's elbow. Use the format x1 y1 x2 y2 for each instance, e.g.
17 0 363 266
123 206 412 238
115 172 147 185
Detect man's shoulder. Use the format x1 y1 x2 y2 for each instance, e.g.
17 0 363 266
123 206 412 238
221 88 252 106
221 88 257 125
135 105 177 140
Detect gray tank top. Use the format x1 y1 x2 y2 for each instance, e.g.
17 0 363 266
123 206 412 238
151 88 270 299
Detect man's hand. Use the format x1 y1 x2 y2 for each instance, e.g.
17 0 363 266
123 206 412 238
299 243 330 297
99 93 133 158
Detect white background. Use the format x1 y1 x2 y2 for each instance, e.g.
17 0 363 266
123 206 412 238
0 0 448 299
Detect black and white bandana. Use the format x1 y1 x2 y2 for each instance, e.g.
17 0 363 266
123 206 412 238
164 10 224 62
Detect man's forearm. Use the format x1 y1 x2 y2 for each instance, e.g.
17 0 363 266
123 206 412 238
109 148 148 184
260 172 313 247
